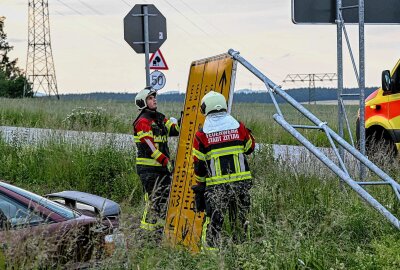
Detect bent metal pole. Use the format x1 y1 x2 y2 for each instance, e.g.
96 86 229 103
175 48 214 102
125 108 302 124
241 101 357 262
228 49 400 230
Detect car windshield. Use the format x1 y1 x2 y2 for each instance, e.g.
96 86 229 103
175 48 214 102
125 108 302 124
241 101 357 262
0 182 78 220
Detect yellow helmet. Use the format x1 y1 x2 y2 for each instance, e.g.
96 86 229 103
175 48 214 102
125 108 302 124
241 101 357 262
135 87 156 110
200 91 227 116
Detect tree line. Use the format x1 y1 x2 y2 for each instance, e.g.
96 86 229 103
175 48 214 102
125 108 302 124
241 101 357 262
0 17 32 98
57 87 378 103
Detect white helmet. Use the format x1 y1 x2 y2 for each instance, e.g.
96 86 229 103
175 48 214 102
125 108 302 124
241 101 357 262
135 87 157 110
200 91 227 116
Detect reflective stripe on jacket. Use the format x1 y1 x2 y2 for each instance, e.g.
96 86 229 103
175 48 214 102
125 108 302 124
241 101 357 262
193 121 255 186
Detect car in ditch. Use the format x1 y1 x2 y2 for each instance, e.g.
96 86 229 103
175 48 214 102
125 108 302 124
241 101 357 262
0 180 121 268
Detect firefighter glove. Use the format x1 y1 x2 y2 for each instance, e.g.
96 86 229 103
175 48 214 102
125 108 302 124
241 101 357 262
169 117 178 125
167 160 174 173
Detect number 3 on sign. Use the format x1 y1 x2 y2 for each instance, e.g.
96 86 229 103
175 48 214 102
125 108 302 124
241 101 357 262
149 70 166 91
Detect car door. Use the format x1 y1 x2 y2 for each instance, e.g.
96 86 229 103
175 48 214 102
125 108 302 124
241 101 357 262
387 60 400 142
0 190 80 267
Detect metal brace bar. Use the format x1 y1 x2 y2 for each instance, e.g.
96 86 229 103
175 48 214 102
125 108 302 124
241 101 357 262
357 182 391 185
131 14 157 17
339 12 360 85
341 93 360 96
319 123 349 176
291 125 323 130
132 41 158 44
339 99 355 147
265 83 283 116
340 5 359 10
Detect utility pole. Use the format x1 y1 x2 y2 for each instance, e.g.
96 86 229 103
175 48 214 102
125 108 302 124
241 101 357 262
0 16 5 29
283 73 337 104
26 0 59 99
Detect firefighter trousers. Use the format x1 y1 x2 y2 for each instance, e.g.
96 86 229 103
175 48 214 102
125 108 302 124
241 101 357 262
203 180 252 248
139 172 172 231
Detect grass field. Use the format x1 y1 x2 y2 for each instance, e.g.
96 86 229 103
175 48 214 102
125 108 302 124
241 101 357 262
1 97 400 269
1 139 400 269
0 97 359 146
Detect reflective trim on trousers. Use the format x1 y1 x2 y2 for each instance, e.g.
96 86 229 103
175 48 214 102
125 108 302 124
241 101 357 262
244 139 253 152
195 175 206 182
140 192 165 231
206 171 252 186
201 216 211 248
140 193 155 231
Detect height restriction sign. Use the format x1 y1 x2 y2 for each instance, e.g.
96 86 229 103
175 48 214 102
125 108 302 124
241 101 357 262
149 49 169 70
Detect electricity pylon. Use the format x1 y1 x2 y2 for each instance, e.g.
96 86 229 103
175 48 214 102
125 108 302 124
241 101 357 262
26 0 59 99
283 73 337 104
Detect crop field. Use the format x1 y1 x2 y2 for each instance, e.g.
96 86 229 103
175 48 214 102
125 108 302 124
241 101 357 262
1 98 400 269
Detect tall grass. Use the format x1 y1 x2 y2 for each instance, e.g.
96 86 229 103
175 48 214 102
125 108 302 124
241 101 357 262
0 137 141 203
1 138 400 269
0 98 359 145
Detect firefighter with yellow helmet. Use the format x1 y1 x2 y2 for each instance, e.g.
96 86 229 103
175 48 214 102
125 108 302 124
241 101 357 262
133 87 180 232
192 91 256 250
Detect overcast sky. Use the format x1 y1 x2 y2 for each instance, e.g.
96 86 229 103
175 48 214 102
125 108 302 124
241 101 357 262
2 0 400 94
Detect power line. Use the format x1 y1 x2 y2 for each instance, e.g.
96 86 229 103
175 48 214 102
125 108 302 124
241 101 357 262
76 0 103 15
55 0 83 15
120 0 132 7
162 0 210 37
53 0 123 47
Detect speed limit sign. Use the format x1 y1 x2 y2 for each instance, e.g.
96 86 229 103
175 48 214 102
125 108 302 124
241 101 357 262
149 70 166 91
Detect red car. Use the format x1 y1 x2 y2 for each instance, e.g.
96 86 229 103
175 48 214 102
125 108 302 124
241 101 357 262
0 180 121 268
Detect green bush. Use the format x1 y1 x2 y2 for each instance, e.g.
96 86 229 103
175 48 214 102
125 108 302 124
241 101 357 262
62 107 111 131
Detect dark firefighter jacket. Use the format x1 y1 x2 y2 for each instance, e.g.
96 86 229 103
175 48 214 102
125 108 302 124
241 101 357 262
133 109 179 174
193 121 255 186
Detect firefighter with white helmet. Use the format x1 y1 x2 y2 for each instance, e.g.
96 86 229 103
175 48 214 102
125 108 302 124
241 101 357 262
133 86 180 232
192 90 256 250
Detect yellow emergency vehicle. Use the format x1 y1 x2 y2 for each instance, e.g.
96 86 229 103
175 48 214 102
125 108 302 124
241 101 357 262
357 59 400 155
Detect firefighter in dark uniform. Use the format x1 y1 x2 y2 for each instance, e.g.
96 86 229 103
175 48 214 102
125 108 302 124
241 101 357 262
133 87 180 231
192 91 255 250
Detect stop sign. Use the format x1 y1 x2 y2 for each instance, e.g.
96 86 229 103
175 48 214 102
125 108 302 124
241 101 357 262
124 4 167 54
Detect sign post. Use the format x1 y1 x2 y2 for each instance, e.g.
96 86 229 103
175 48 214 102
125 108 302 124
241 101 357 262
124 4 167 87
143 6 150 86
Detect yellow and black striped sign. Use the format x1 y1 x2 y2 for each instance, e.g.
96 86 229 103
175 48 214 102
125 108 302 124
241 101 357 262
164 53 237 252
